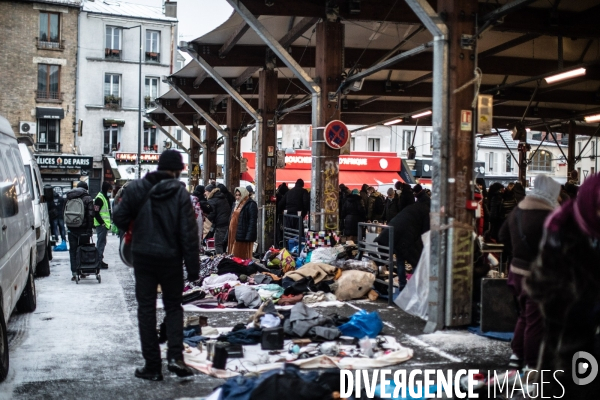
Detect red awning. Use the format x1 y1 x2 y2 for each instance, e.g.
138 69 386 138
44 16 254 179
244 169 402 190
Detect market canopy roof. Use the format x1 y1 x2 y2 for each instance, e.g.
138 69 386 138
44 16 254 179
148 0 600 137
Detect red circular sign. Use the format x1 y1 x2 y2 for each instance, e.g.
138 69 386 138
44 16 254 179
324 120 349 149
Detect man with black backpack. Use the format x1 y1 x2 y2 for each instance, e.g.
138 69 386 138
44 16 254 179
113 150 199 381
64 181 95 281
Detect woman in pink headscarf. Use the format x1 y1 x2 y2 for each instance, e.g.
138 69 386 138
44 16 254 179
527 173 600 397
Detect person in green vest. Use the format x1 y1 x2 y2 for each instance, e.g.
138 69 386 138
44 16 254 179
94 181 112 269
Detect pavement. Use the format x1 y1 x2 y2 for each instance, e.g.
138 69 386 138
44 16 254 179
3 234 512 399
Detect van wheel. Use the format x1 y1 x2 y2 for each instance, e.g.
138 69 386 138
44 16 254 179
0 307 9 382
36 244 51 277
16 270 36 313
47 240 53 261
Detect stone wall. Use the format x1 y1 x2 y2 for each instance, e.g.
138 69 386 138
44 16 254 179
0 1 79 153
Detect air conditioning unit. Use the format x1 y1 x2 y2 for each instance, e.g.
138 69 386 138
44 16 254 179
20 121 37 135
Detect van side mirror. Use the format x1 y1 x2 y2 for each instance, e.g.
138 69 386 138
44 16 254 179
0 183 19 218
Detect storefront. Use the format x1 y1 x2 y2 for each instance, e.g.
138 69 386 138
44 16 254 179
34 154 93 188
113 151 188 183
241 150 404 190
413 160 486 188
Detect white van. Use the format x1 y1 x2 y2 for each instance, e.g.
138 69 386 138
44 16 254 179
18 140 52 277
0 116 38 382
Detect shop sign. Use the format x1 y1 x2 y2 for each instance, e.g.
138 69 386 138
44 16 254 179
35 155 93 170
115 152 160 163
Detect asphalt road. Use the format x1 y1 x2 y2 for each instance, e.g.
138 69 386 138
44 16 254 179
3 234 512 399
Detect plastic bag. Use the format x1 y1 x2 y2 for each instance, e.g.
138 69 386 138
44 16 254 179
395 231 430 320
338 310 383 339
310 245 345 264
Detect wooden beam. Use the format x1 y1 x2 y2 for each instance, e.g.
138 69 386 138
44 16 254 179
225 97 243 190
204 124 218 184
478 33 541 59
218 22 251 58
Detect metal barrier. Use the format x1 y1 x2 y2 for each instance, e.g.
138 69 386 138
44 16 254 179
357 222 395 306
282 213 303 256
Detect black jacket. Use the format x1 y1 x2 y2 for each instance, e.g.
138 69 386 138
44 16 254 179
65 188 94 234
384 193 401 222
113 171 200 277
398 187 415 212
278 183 310 218
235 199 258 242
207 191 231 227
217 184 235 209
498 196 554 273
341 194 366 236
375 196 430 266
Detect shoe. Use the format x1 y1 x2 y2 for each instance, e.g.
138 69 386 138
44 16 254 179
71 276 76 281
508 353 522 369
167 359 194 377
135 366 163 381
80 273 86 278
101 262 109 269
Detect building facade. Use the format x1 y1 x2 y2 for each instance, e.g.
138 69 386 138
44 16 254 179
476 130 569 187
0 0 83 186
76 0 178 192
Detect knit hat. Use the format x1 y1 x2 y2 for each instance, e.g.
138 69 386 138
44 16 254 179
413 184 423 195
205 184 215 193
157 149 184 171
351 189 359 195
77 181 88 189
295 179 304 188
529 174 561 207
193 185 205 198
246 185 255 194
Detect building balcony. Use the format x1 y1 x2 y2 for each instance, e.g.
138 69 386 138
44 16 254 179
105 48 121 60
34 142 63 153
36 91 63 102
36 38 65 51
145 52 160 62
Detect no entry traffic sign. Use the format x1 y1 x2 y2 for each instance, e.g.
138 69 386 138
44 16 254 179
324 120 349 150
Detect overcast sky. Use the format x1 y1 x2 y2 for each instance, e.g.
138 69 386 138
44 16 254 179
118 0 233 41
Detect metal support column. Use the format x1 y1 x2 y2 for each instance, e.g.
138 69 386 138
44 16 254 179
311 20 343 232
405 0 450 333
257 69 278 251
568 121 576 179
439 0 478 328
226 98 242 190
205 124 218 184
518 142 528 186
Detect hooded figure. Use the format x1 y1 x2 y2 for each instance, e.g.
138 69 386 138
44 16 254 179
227 186 258 259
113 149 197 380
499 174 560 370
487 182 505 241
206 187 231 254
525 174 600 398
366 186 385 222
217 183 235 208
359 183 370 210
278 179 310 234
341 189 366 239
397 183 415 212
512 182 526 203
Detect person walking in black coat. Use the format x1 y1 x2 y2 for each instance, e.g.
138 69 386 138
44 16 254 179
278 179 310 232
275 183 289 245
375 190 430 289
499 174 560 371
341 189 366 242
113 150 199 381
487 182 505 242
384 187 400 222
398 183 415 212
206 187 231 254
359 183 369 210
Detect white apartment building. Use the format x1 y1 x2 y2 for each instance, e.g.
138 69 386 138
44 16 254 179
76 0 178 192
574 135 599 183
476 130 569 187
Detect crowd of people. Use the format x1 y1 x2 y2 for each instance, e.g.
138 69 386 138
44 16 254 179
53 149 600 393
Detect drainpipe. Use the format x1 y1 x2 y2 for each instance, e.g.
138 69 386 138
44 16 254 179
74 5 82 155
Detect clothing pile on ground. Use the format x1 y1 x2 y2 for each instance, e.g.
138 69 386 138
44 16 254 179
178 243 380 310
